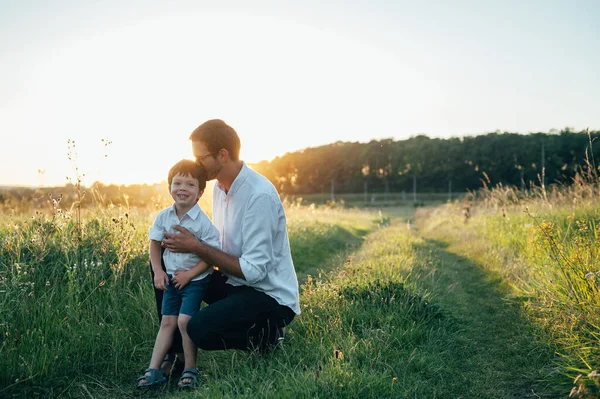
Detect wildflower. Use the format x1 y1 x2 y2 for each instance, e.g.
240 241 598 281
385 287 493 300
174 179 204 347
333 349 344 360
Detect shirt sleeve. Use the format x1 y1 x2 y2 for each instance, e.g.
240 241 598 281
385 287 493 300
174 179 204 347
239 193 279 284
200 215 221 250
149 211 166 241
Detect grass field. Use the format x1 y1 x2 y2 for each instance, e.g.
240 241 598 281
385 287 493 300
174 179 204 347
416 184 600 397
0 200 398 397
1 185 598 397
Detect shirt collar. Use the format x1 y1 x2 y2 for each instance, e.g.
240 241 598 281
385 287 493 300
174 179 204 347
217 162 249 196
169 203 201 220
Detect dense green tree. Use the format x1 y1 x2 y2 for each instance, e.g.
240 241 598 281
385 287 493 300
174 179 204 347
252 129 600 194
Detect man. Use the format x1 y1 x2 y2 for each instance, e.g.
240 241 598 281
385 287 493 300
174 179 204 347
163 119 300 352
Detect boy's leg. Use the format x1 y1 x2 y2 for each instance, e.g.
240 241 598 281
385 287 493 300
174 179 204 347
149 255 183 356
177 279 208 370
187 285 295 351
177 314 196 369
149 276 182 371
148 315 178 369
176 278 210 387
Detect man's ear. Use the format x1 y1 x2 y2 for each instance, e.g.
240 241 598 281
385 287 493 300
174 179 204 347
216 148 230 161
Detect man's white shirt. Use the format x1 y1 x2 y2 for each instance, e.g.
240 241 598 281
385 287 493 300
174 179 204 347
149 203 220 281
212 163 301 314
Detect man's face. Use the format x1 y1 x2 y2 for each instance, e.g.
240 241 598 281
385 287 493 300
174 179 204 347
192 141 222 181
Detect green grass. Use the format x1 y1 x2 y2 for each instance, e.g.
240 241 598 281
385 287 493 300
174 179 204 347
286 206 391 282
416 198 600 397
2 196 594 398
408 237 561 397
0 203 397 397
0 208 154 397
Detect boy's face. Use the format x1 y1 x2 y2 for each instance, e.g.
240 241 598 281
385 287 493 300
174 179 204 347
170 173 203 209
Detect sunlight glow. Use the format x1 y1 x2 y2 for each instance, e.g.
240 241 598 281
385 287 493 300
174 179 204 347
6 13 433 186
2 2 598 187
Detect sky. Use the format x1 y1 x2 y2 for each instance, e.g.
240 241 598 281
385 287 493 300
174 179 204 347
1 0 598 187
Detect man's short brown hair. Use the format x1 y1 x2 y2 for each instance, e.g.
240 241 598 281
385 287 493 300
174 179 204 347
189 119 241 161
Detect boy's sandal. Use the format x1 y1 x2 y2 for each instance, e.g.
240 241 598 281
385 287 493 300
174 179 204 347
136 368 167 388
177 368 200 389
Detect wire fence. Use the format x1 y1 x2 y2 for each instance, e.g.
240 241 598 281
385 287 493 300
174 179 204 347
283 191 466 207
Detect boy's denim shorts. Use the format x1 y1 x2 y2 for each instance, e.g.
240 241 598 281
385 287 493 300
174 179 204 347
161 275 210 316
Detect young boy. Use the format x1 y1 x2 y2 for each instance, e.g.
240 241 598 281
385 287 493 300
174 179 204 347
137 159 219 389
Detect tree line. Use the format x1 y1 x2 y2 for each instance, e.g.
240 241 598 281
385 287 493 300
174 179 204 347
251 129 600 195
3 128 599 211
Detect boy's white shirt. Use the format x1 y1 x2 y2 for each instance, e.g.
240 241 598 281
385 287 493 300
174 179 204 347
149 203 220 281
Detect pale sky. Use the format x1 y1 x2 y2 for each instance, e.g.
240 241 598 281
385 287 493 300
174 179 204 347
1 0 598 187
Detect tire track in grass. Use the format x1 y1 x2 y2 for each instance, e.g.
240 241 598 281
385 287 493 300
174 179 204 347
409 236 563 398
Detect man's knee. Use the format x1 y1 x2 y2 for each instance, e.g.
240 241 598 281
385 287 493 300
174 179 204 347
186 310 221 350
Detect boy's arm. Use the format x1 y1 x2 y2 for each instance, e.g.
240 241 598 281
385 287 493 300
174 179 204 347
150 240 169 290
172 259 211 289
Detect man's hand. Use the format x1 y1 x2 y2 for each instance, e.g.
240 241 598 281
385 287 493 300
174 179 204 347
153 269 169 291
163 225 198 253
172 269 194 289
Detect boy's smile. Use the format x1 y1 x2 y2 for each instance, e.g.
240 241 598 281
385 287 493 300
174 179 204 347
170 173 202 215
